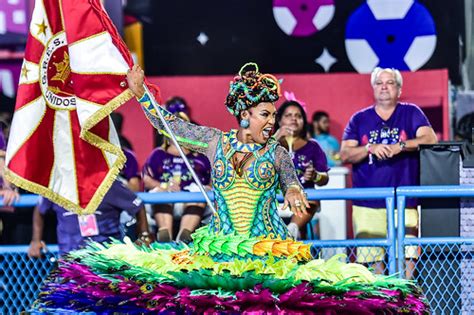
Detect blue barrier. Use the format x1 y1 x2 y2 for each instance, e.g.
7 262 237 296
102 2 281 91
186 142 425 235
1 188 397 275
2 187 396 205
0 187 397 314
396 185 474 314
396 185 474 273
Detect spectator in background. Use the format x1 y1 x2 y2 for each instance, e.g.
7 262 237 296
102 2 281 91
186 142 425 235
152 97 192 148
274 100 329 239
0 121 6 155
110 111 144 236
0 123 19 206
120 148 141 192
0 188 18 206
341 67 437 277
455 113 474 142
143 97 211 243
111 112 134 150
28 180 151 257
118 147 144 239
312 111 341 167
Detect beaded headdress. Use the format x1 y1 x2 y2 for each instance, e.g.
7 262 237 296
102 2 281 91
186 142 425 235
225 63 281 117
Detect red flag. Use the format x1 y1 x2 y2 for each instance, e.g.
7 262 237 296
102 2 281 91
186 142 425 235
5 0 135 214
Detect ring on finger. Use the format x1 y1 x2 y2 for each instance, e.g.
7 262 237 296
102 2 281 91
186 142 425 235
295 200 302 207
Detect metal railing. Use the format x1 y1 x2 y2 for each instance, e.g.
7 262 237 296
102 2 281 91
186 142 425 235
396 185 474 314
1 185 473 313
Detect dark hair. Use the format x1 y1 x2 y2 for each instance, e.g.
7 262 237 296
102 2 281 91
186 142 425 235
456 113 474 141
312 111 329 123
275 101 309 139
110 112 133 149
165 96 189 114
110 112 124 133
225 63 280 120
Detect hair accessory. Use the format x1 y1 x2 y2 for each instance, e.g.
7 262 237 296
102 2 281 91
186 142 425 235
284 91 307 113
225 62 281 117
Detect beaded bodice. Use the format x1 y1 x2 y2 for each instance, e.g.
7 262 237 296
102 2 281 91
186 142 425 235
209 130 288 238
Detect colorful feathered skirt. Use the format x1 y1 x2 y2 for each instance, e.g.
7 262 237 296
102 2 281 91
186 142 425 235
32 227 429 314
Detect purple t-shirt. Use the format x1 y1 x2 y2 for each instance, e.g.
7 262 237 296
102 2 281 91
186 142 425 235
143 148 211 190
0 125 5 189
343 103 431 207
121 148 140 181
38 181 143 254
0 125 5 151
292 140 330 188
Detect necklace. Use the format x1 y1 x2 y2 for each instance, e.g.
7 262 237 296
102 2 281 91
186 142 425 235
229 129 263 153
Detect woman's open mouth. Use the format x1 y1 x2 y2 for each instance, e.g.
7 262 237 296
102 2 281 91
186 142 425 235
262 127 273 139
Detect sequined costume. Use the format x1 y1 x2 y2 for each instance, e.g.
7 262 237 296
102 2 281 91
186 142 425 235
140 91 308 238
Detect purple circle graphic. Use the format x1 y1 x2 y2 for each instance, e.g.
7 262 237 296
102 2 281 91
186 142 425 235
273 0 335 37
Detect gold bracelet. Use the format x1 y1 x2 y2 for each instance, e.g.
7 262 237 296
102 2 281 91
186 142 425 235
139 231 151 243
314 172 323 182
287 183 303 192
287 183 307 198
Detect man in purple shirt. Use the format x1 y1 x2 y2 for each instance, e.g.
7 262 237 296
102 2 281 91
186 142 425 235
117 147 144 239
0 124 19 206
341 67 437 276
27 180 150 256
0 124 6 153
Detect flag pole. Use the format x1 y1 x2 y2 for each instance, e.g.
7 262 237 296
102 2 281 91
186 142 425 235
142 84 217 215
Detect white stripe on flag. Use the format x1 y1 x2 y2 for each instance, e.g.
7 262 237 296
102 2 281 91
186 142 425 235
75 98 102 127
75 98 120 169
19 60 39 85
104 115 120 167
6 98 46 165
69 32 129 74
49 110 79 204
29 0 53 46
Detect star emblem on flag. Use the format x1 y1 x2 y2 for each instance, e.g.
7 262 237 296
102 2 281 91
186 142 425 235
35 19 48 36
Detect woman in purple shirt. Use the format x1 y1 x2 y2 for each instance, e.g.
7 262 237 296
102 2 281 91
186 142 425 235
142 97 211 243
275 100 330 239
0 124 19 206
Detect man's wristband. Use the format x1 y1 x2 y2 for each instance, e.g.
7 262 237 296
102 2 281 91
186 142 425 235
365 143 372 154
365 143 374 165
399 141 407 152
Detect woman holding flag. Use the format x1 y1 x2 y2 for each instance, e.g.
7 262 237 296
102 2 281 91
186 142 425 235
33 62 429 314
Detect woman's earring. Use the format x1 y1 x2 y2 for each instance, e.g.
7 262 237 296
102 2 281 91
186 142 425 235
240 119 250 128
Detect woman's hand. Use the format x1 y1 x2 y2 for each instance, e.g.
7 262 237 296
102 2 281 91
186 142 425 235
126 64 146 98
274 126 295 141
302 162 316 182
167 179 181 192
150 179 182 192
1 188 19 206
283 186 310 218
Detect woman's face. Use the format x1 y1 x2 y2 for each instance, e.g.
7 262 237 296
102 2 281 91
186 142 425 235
242 102 276 144
279 105 304 137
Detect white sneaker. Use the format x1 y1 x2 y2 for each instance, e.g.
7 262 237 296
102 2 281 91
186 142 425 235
287 222 301 240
